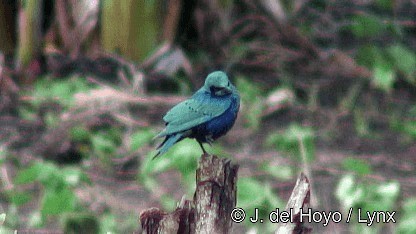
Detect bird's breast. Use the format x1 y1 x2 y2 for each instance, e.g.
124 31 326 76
193 95 239 142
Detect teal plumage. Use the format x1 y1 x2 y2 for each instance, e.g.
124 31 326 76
154 71 240 158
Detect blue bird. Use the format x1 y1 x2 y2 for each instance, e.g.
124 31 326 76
154 71 240 158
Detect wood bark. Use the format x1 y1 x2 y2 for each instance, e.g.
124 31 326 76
140 155 312 234
276 173 312 234
139 154 238 234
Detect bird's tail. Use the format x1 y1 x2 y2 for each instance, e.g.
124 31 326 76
153 133 183 159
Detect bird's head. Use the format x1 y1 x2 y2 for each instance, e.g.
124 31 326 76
204 71 233 96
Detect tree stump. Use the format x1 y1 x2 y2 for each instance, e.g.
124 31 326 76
139 154 238 234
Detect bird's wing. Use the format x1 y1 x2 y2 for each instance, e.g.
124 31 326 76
156 91 231 138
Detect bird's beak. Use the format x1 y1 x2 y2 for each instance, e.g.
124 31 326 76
224 87 232 94
217 87 232 96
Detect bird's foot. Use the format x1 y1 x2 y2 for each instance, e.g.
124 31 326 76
206 135 214 146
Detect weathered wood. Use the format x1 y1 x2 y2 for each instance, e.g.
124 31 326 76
276 173 312 234
139 154 238 234
194 154 238 234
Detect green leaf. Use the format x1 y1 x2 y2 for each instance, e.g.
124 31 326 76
62 213 99 234
260 164 293 181
335 174 365 209
266 124 315 161
263 183 285 208
61 167 86 186
237 177 267 208
41 187 76 215
236 78 265 130
398 197 416 234
143 139 200 176
140 153 172 176
387 44 416 81
130 129 154 152
36 162 62 187
342 157 372 176
376 181 400 205
100 213 118 234
160 194 177 211
356 45 383 68
376 0 393 9
44 112 60 128
373 58 395 92
170 141 199 175
398 219 416 234
402 197 416 213
351 14 385 38
29 76 92 108
18 106 37 121
15 162 43 184
28 211 43 228
70 126 91 142
8 191 32 206
91 133 117 155
402 121 416 139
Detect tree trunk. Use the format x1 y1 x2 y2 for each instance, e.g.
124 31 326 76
139 154 238 234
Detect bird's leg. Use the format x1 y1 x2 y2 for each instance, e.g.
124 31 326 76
198 141 208 155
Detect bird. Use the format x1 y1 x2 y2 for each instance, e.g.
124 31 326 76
153 71 240 158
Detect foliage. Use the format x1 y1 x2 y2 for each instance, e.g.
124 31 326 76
266 123 315 162
129 128 155 153
342 157 372 176
8 161 89 228
336 174 400 233
28 76 91 108
390 106 416 141
398 197 416 234
18 76 93 124
351 11 416 92
237 177 285 233
62 213 99 234
236 78 265 131
90 127 122 166
260 163 294 181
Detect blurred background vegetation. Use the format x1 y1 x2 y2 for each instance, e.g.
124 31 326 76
0 0 415 233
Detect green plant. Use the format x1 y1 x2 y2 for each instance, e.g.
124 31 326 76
336 174 400 233
266 123 315 162
236 78 265 131
29 76 91 108
398 197 416 234
62 213 99 234
390 106 416 141
139 139 203 195
260 163 294 181
90 127 122 167
342 157 372 176
11 161 89 228
237 177 285 233
18 76 94 123
129 128 155 153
